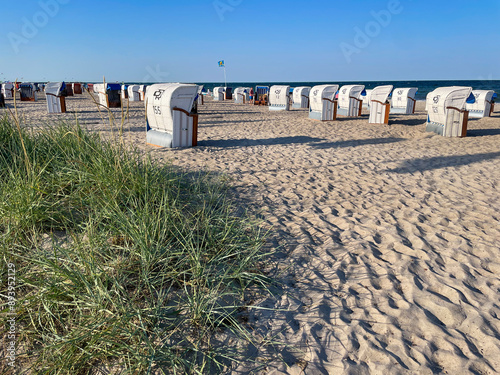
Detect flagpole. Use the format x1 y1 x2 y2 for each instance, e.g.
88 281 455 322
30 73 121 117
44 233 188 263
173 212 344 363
224 66 227 88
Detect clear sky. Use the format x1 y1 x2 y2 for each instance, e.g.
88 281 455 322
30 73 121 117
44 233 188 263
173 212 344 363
1 0 499 83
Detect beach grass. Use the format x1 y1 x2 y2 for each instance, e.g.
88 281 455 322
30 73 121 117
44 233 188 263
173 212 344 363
0 114 270 374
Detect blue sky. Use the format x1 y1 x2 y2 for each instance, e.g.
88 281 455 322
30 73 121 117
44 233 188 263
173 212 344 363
1 0 499 83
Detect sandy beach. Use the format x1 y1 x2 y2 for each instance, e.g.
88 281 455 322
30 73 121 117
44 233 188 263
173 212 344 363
3 92 500 374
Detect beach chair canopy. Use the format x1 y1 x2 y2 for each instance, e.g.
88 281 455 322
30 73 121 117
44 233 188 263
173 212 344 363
465 90 496 115
107 83 121 91
370 85 393 104
309 85 339 112
338 85 365 109
426 86 473 125
269 85 290 107
146 83 198 134
45 82 66 97
128 85 140 93
292 87 311 104
391 88 418 108
256 86 269 95
93 83 104 93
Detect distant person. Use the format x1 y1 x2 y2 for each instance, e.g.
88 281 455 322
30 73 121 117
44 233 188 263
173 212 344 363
249 88 254 104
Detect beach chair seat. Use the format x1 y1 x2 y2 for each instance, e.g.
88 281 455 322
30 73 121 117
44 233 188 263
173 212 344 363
368 85 393 124
269 85 290 111
254 86 269 105
146 83 199 148
73 83 83 95
65 84 74 97
45 82 67 113
224 87 232 100
20 83 37 102
390 87 418 114
337 85 365 117
425 86 473 137
309 84 339 121
292 87 311 109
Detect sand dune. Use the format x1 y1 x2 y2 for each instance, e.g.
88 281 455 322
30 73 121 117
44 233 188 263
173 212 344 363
4 92 500 374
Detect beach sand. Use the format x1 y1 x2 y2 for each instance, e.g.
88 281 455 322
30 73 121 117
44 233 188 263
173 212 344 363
4 92 500 374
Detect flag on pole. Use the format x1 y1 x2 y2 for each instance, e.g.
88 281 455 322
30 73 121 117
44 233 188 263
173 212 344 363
218 60 225 67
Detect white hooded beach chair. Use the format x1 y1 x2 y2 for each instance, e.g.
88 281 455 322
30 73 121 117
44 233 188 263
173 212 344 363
45 82 66 113
390 87 418 114
95 83 122 108
121 85 128 99
362 89 372 109
337 85 365 117
233 87 244 104
466 90 496 118
308 84 339 121
292 87 311 109
146 83 199 148
139 85 147 101
269 85 290 111
127 85 141 101
20 83 37 102
213 87 224 101
368 85 393 124
1 83 14 99
235 87 251 104
426 86 473 137
94 84 107 107
197 85 204 105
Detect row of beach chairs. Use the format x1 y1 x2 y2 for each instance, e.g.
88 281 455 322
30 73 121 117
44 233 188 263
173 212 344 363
247 84 495 138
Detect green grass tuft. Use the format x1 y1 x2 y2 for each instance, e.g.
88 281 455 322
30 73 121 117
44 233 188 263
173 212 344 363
0 115 270 374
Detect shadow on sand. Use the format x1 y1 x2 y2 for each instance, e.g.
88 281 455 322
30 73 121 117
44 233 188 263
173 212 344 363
310 137 405 149
197 136 326 149
467 128 500 137
386 151 500 174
